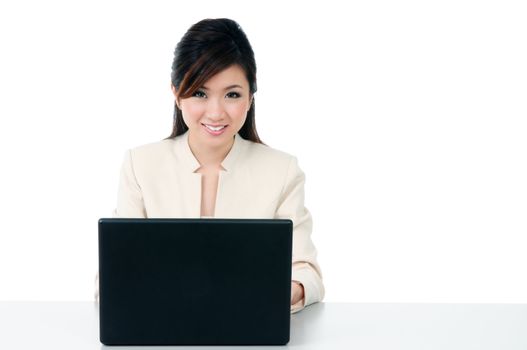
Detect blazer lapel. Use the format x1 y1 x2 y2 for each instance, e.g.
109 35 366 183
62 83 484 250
173 131 248 218
215 132 248 218
171 132 202 218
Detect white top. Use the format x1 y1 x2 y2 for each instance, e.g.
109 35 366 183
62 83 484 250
95 131 324 313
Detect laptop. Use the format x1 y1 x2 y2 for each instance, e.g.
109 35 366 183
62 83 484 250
98 218 293 345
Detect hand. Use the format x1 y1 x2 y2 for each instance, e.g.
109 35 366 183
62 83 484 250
291 281 305 306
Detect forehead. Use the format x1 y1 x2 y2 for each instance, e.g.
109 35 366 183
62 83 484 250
202 65 249 89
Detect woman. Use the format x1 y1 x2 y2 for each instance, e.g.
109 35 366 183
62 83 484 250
96 18 324 313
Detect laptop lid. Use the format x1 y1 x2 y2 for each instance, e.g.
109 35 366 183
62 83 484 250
98 218 293 345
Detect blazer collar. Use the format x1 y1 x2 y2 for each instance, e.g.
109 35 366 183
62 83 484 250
174 130 246 173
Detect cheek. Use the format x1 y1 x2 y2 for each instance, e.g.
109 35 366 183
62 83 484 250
226 101 250 120
181 102 204 121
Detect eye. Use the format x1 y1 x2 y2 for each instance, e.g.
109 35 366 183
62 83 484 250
192 90 206 98
226 92 241 99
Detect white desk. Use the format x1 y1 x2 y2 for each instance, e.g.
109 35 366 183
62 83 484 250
0 302 526 349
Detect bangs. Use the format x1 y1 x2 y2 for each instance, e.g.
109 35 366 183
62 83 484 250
177 46 240 99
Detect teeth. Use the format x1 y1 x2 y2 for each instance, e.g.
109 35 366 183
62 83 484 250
205 124 226 131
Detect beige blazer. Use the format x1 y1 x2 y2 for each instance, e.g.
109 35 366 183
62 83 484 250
96 131 324 313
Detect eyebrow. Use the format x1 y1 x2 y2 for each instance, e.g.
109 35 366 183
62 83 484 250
201 84 243 90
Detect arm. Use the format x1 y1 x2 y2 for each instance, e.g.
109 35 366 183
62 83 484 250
95 149 147 303
275 156 325 313
113 149 147 218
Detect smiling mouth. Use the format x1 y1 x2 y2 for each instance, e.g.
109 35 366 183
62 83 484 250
202 123 228 131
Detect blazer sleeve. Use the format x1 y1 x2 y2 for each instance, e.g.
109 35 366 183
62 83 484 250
95 149 147 303
113 149 147 218
275 156 325 313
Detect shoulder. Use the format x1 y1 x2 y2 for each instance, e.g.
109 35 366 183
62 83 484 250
241 139 306 199
241 137 296 168
239 137 302 180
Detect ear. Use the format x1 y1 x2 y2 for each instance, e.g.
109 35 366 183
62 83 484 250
248 94 254 112
171 84 181 109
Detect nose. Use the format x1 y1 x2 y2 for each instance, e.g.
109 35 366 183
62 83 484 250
205 97 225 120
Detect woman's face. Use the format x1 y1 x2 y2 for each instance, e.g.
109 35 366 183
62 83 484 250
173 64 253 149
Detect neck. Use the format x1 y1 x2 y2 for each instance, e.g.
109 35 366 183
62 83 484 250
187 132 235 168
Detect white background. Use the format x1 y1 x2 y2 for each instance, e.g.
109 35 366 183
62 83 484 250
0 0 525 302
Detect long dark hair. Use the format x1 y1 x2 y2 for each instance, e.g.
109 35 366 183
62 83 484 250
166 18 264 144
